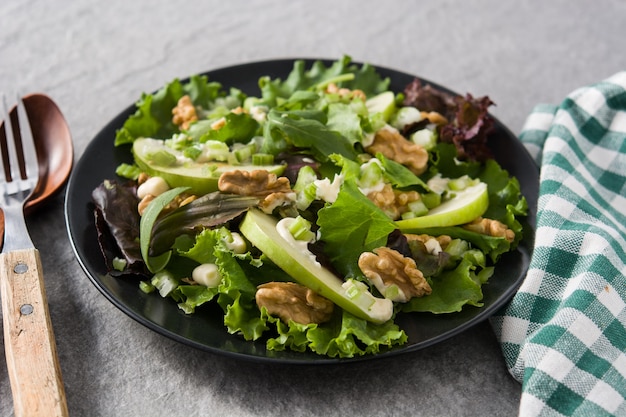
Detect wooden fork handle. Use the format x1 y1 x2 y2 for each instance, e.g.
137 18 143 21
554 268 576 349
0 248 69 417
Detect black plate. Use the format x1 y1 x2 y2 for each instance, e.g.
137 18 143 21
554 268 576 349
65 59 538 364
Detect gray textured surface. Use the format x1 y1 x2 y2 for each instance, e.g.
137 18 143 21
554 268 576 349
0 1 624 416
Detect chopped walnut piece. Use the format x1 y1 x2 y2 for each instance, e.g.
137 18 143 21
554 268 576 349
255 282 334 325
137 172 150 185
172 95 198 130
137 194 155 216
366 184 420 220
404 234 452 251
420 111 448 125
218 170 294 213
325 82 366 100
365 128 428 175
463 216 515 242
259 191 296 213
358 247 432 303
137 191 196 216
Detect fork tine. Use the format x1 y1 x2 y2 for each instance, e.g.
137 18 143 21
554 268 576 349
0 93 12 183
2 94 23 183
14 94 38 181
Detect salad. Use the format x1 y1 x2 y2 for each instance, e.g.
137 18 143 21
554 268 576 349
92 56 528 358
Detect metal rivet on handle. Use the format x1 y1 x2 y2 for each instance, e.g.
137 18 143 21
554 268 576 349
13 263 28 274
20 304 33 315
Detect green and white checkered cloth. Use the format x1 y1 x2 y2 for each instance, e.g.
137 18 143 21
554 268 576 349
491 73 626 417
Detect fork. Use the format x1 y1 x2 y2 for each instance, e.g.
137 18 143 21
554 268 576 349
0 95 69 417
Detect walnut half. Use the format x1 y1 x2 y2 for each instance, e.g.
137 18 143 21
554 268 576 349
365 128 428 175
463 217 515 242
367 183 421 220
218 169 294 213
255 282 334 325
358 247 431 303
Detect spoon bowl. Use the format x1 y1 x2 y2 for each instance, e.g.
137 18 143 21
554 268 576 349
0 93 73 241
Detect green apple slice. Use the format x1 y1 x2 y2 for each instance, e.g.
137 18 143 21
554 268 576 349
239 208 393 324
395 182 489 231
366 91 396 122
132 138 286 195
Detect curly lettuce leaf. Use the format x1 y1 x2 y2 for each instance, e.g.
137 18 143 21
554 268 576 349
262 309 316 353
307 311 406 358
179 228 268 339
263 309 407 358
440 94 495 162
174 284 219 314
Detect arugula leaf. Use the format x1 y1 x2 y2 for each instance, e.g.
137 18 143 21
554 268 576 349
376 153 430 189
259 56 389 106
139 186 190 273
263 109 359 161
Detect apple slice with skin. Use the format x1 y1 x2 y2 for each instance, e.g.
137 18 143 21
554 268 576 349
366 91 396 122
395 182 489 231
239 208 393 324
132 138 286 195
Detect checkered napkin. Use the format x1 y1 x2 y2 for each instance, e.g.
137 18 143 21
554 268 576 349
490 73 626 417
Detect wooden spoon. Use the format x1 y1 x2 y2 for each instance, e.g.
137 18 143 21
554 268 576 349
0 93 74 245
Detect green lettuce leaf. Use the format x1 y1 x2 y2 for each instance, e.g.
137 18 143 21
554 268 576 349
401 226 512 262
307 310 407 358
259 55 390 106
430 142 528 247
175 285 219 314
317 180 397 278
326 102 365 145
263 109 359 161
376 153 430 189
179 228 268 340
263 309 316 353
478 159 528 244
263 309 407 358
401 255 494 314
195 112 259 144
114 75 230 146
